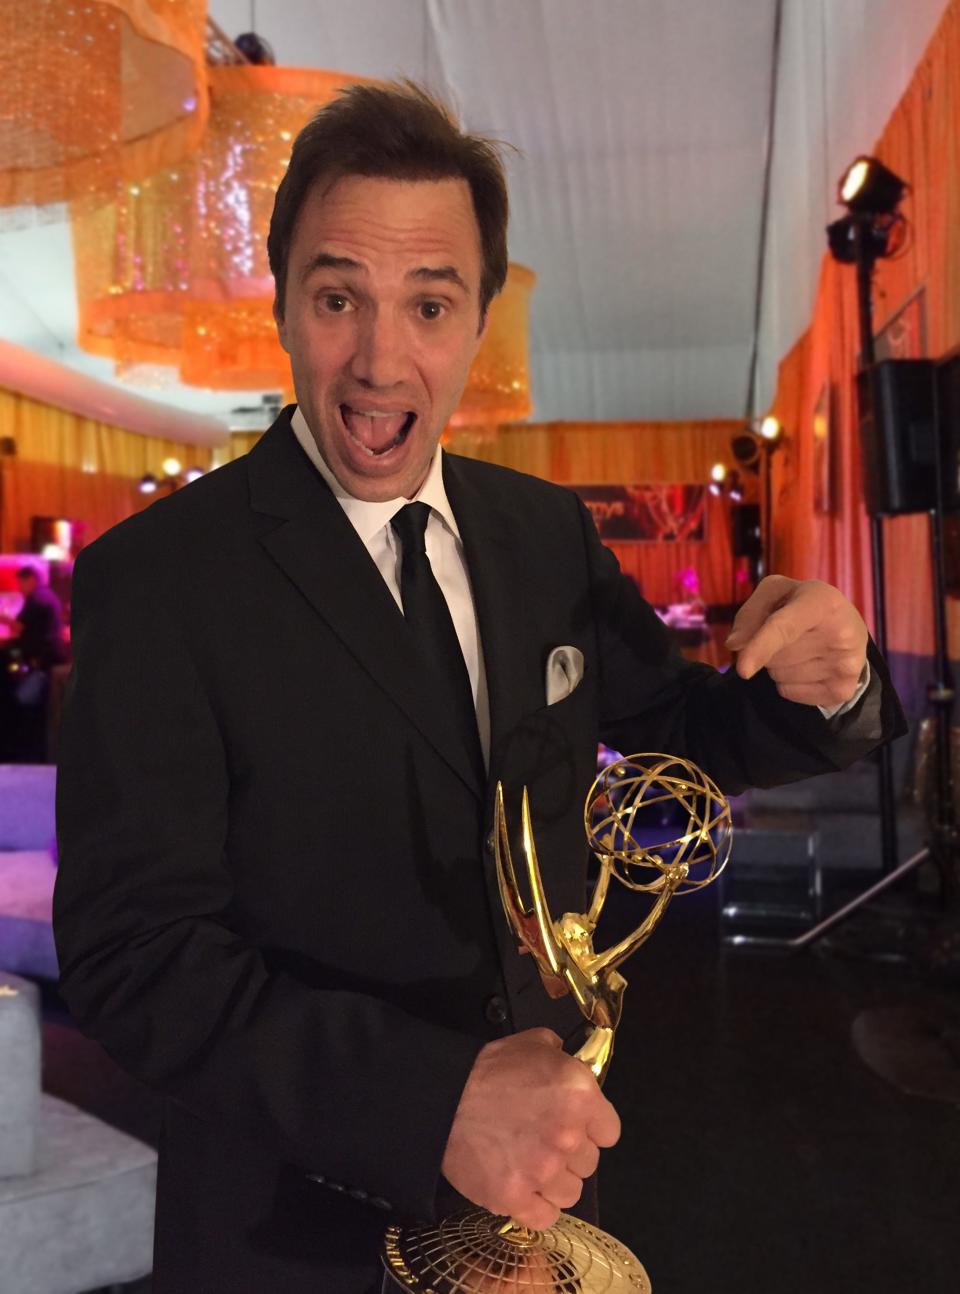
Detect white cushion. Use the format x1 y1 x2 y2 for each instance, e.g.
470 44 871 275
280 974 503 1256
0 1094 157 1293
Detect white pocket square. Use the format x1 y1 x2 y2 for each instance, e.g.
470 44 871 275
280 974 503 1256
545 645 584 705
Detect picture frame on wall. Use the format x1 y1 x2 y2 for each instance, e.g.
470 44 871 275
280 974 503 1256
569 483 706 542
874 284 928 362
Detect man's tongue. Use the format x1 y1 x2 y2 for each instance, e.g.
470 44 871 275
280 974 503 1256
342 406 409 453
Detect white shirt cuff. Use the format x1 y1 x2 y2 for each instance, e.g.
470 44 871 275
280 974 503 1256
817 661 871 721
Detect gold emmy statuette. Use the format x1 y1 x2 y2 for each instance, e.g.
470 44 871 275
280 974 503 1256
384 754 732 1293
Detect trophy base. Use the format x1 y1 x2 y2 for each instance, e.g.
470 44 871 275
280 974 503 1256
383 1206 651 1292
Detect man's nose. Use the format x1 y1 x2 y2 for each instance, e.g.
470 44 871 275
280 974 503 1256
349 310 409 388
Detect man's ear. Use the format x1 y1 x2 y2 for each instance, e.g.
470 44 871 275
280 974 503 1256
273 298 289 353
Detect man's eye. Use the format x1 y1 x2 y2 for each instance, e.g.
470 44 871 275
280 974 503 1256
320 294 352 314
418 300 445 321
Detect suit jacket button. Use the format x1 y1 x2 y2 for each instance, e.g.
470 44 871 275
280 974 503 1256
484 830 495 856
484 994 508 1026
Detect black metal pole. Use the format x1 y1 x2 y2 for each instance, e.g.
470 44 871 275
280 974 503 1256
928 372 959 908
762 445 773 579
853 221 899 876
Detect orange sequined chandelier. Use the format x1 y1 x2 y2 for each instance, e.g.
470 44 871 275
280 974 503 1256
0 0 208 215
73 64 375 390
452 263 536 428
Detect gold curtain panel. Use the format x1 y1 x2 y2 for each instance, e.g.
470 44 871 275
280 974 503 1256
0 0 208 212
0 388 216 553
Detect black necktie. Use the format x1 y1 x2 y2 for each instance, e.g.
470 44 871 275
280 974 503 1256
391 502 484 786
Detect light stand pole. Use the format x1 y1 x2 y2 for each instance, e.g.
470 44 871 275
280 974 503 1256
850 218 899 878
756 423 782 581
924 373 960 925
761 441 772 578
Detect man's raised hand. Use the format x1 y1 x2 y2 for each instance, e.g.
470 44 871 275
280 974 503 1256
441 1028 621 1230
726 575 868 709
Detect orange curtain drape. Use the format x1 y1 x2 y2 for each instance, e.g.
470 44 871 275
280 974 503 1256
0 388 216 552
769 0 960 660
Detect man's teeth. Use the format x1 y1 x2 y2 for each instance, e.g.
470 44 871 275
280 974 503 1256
350 430 406 456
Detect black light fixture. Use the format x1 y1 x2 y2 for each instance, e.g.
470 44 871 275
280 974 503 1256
827 211 906 264
234 31 276 64
828 155 910 269
838 155 908 214
731 432 761 471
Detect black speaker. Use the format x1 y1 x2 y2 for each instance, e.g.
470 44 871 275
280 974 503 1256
936 351 960 511
732 503 762 558
857 359 936 515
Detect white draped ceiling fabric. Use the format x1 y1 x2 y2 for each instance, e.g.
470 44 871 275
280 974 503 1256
0 0 950 432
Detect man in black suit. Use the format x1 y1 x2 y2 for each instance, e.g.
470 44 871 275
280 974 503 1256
0 565 69 760
53 83 904 1293
0 565 69 669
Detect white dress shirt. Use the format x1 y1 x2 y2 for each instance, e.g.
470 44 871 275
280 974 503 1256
291 406 491 764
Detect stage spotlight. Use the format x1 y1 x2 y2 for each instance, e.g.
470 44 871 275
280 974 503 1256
839 156 907 214
184 467 205 483
139 474 158 494
829 156 909 268
162 457 182 477
710 463 727 483
731 434 760 468
759 415 783 443
827 214 902 264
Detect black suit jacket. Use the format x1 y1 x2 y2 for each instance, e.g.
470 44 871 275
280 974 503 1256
53 408 904 1293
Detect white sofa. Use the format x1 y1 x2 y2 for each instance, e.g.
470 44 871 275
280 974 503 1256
0 971 157 1293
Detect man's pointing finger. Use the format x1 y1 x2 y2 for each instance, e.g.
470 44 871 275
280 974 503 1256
735 586 826 679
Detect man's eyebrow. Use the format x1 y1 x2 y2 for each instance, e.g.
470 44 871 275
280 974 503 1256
407 265 469 293
299 252 363 283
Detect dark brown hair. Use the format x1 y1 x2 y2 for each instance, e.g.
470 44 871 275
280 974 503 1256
268 80 509 326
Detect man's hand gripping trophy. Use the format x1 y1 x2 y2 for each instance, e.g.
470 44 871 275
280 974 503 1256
384 755 732 1294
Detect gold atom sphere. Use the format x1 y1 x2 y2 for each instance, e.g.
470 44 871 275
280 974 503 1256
584 754 732 895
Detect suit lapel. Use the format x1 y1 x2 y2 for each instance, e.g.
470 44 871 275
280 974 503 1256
442 453 537 778
246 412 484 799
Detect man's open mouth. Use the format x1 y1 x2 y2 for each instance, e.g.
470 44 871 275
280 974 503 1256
339 405 416 457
